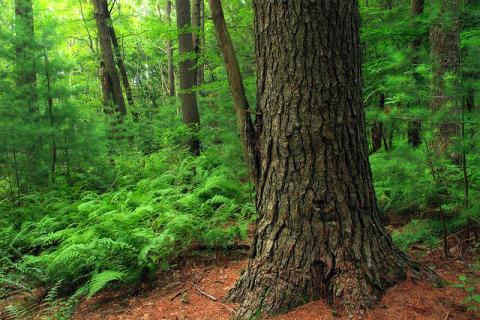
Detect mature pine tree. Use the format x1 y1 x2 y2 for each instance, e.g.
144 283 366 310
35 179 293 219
14 0 40 184
191 0 205 87
225 1 439 318
191 0 201 85
430 0 461 153
198 0 205 87
15 0 37 113
166 0 175 97
91 0 126 117
407 0 425 147
176 0 201 155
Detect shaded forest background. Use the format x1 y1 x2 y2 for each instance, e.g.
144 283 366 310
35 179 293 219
0 0 479 318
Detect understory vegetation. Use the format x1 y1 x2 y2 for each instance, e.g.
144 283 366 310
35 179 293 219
0 100 256 317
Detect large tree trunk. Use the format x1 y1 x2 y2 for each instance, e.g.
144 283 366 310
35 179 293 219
102 1 134 107
92 0 127 117
224 1 439 319
176 0 201 155
429 0 461 155
208 0 258 188
166 0 175 97
407 0 424 147
15 0 37 113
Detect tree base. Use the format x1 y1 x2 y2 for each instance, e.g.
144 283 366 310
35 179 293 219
224 250 441 320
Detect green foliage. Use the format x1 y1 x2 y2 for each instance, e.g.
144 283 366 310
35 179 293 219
451 275 480 313
392 219 441 251
0 103 255 303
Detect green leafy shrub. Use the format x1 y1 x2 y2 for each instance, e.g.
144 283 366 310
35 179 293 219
451 275 480 314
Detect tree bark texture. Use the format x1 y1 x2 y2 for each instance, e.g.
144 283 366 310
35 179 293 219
15 0 37 113
224 1 439 318
407 0 424 148
166 0 175 97
92 0 127 117
208 0 259 189
176 0 201 155
429 0 461 154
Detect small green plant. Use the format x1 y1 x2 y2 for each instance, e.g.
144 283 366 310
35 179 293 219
451 275 480 314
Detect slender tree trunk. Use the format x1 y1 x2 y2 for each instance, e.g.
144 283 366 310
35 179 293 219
466 87 475 112
407 0 425 147
42 44 57 182
209 0 259 188
191 0 202 86
371 93 385 153
198 0 205 87
176 0 201 155
15 0 37 113
15 0 39 182
192 0 205 86
92 0 127 117
103 1 134 107
166 0 175 97
430 0 461 155
225 1 439 318
11 148 21 203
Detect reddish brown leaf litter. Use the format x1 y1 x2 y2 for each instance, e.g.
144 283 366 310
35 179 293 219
73 250 478 320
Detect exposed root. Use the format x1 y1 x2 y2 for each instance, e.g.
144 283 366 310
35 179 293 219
225 252 441 320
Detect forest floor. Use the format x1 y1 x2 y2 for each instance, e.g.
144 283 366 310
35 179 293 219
72 235 480 320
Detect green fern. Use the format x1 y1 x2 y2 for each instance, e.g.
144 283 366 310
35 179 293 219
87 270 126 298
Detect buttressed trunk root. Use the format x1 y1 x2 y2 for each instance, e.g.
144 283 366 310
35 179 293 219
225 240 440 319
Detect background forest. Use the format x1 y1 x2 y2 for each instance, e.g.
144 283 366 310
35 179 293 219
0 0 479 318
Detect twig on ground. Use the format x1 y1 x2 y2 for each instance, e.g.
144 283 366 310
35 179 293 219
190 282 234 314
191 282 217 301
170 289 188 301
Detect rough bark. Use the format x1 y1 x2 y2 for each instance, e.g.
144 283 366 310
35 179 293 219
103 1 134 107
15 0 37 113
429 0 461 154
407 0 424 148
166 0 175 97
224 1 439 319
208 0 259 189
92 0 127 117
371 93 385 153
176 0 201 155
